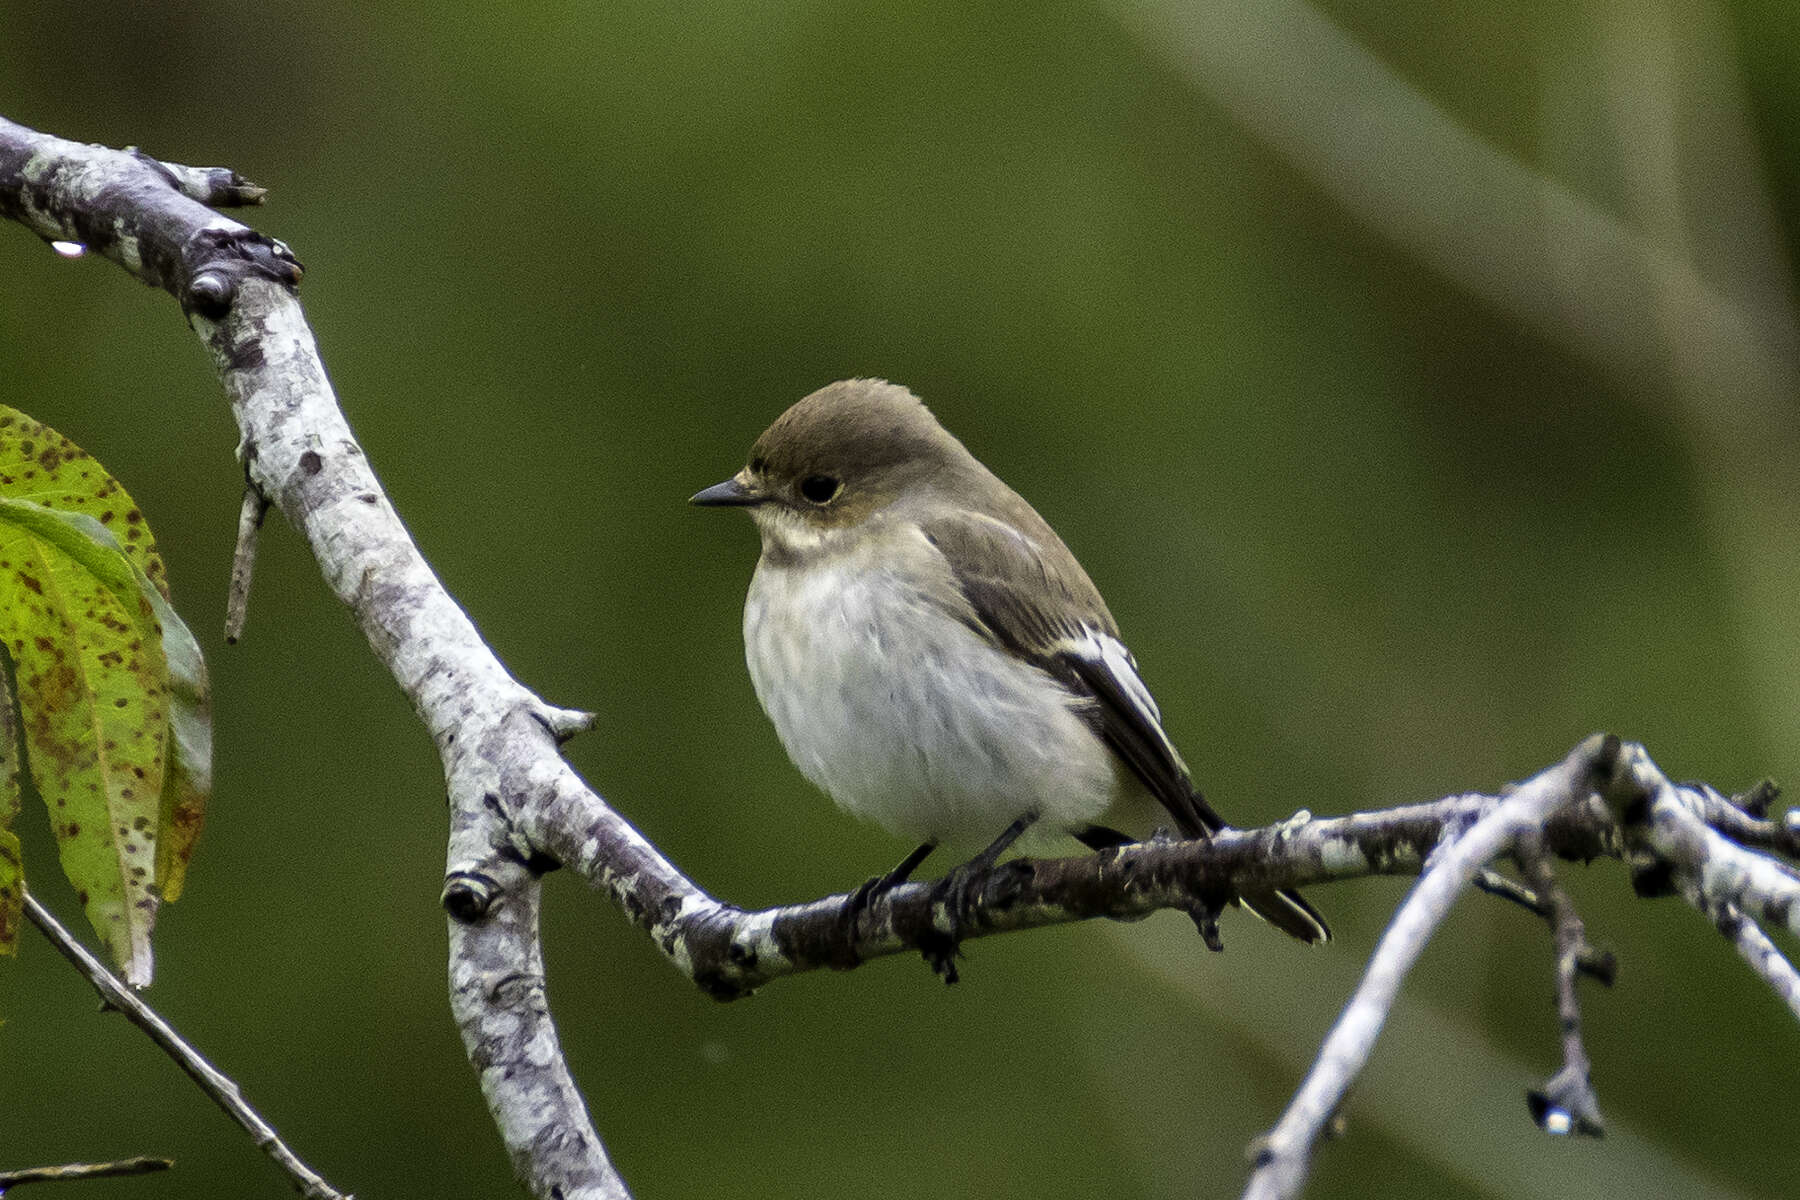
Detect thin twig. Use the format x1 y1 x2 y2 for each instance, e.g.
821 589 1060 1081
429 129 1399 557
225 480 269 643
23 893 351 1200
1515 830 1605 1138
127 148 266 207
1694 784 1800 860
1612 750 1800 941
0 1157 171 1190
1241 735 1617 1200
1472 867 1546 916
1707 901 1800 1022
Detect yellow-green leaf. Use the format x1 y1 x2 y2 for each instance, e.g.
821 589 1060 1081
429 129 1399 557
0 499 167 985
0 407 168 601
138 566 209 902
0 617 18 834
0 411 211 986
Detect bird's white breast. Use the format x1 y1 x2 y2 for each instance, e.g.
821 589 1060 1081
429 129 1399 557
742 530 1120 845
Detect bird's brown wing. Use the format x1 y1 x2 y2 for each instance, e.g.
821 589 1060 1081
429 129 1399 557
916 507 1222 839
918 506 1330 944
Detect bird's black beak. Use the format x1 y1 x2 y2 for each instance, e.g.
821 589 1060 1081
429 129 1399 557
689 474 762 507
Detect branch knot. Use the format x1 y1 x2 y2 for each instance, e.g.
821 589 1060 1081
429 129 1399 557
442 871 503 922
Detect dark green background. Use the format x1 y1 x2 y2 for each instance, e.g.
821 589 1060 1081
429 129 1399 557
3 2 1797 1197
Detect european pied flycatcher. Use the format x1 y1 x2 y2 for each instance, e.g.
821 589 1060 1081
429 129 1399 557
693 379 1327 944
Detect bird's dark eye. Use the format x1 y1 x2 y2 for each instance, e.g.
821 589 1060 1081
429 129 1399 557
749 456 767 475
799 474 841 504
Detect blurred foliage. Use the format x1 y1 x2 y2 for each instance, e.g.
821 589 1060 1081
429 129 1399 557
1 1 1797 1197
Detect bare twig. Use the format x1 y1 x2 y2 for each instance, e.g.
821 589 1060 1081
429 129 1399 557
0 114 644 1199
1612 747 1800 942
1472 867 1546 916
224 478 269 643
23 893 348 1200
1707 901 1800 1023
0 1156 171 1191
1728 780 1779 819
1694 783 1800 860
1612 755 1800 1023
445 858 628 1200
127 149 265 207
569 792 1618 1000
1242 735 1619 1200
1515 831 1606 1138
0 1157 170 1192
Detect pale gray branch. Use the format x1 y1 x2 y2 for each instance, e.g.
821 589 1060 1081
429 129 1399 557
1243 735 1619 1200
1708 902 1800 1023
0 114 632 1200
1615 749 1800 940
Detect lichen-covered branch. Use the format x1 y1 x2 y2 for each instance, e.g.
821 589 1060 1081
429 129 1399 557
447 856 629 1200
1237 737 1800 1200
584 790 1615 1001
1614 749 1800 1022
1708 902 1800 1022
0 114 631 1200
0 120 294 313
1242 735 1621 1200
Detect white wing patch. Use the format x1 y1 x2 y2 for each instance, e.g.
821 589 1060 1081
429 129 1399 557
1062 627 1177 747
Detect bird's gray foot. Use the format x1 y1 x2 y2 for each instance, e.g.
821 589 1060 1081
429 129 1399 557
921 812 1037 984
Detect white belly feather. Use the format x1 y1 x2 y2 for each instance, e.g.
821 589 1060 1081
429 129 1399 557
743 538 1120 845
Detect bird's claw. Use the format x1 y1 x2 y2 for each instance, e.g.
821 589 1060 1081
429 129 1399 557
922 864 977 984
1188 898 1226 952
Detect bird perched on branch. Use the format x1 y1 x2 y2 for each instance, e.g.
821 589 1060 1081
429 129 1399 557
693 379 1327 958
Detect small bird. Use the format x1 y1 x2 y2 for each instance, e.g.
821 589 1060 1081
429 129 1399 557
692 379 1327 948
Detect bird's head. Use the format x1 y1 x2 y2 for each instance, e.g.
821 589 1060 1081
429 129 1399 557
691 378 973 557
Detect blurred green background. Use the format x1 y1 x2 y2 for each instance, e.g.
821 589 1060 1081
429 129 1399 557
3 1 1798 1197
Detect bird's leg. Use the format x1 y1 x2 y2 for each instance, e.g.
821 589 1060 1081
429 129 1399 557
844 840 938 935
882 840 939 889
920 811 1038 984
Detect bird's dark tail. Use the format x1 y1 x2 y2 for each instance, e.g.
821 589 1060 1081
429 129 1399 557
1239 886 1330 944
1182 790 1330 945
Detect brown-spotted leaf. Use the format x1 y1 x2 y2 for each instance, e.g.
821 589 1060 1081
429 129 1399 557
0 407 168 601
0 615 18 833
0 499 168 986
137 563 209 902
0 655 18 956
0 829 19 957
